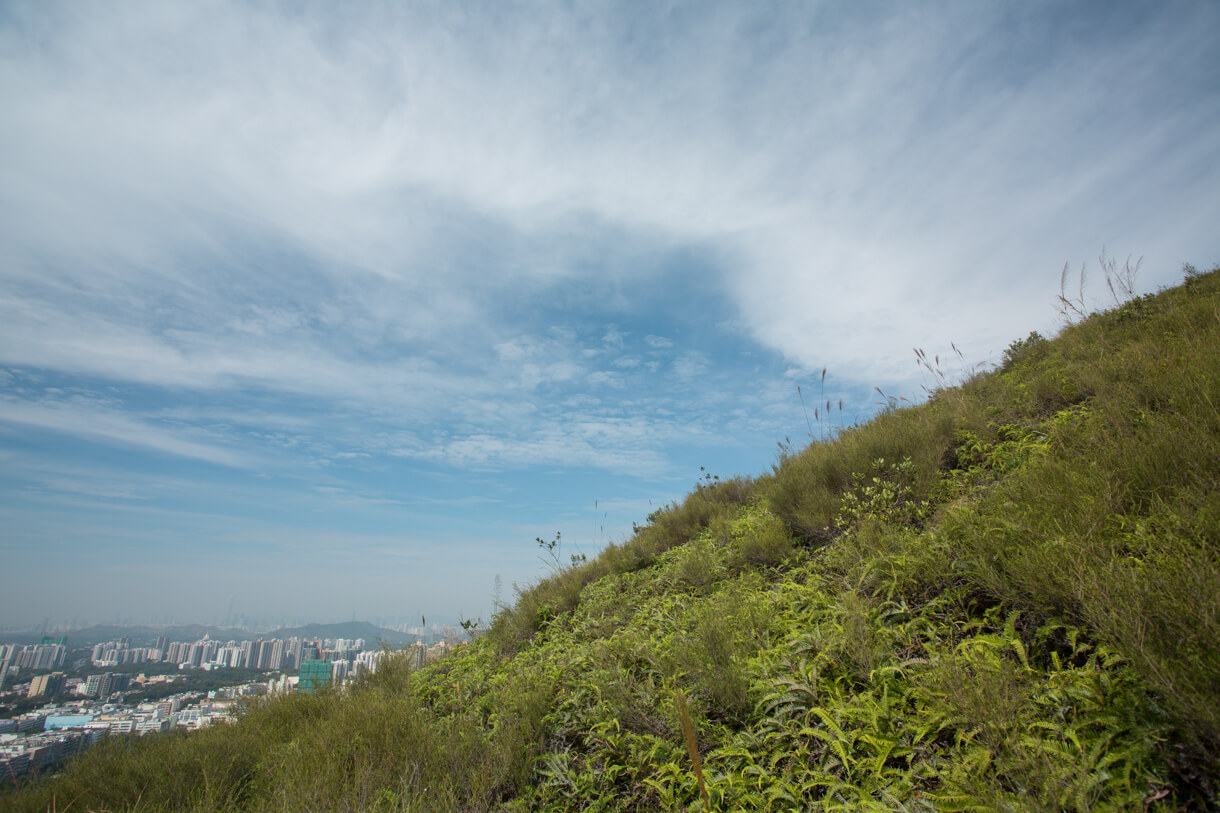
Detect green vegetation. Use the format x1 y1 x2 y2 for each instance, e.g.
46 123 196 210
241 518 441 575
122 668 272 704
5 268 1218 811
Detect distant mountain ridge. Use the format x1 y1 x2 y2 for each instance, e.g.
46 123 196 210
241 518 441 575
0 621 419 647
260 621 419 646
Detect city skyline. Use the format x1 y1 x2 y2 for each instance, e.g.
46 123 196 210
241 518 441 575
0 617 452 643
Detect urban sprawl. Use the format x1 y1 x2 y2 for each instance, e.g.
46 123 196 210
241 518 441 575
0 633 455 781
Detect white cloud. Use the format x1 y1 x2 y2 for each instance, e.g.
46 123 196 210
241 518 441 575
390 411 680 476
0 397 249 468
673 352 710 380
2 1 1219 626
586 371 625 389
3 1 1216 401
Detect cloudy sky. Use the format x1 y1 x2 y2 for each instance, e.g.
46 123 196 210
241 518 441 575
1 1 1217 630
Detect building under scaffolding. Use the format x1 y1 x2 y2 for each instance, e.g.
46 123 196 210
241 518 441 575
297 659 331 693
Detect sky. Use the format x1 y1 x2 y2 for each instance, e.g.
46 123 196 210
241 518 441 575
1 1 1217 630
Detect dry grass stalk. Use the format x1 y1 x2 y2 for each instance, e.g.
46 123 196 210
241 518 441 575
677 691 711 810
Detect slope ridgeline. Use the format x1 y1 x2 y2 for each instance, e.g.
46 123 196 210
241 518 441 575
7 267 1219 811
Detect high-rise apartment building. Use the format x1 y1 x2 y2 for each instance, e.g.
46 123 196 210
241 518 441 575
298 659 330 693
27 672 65 698
96 672 130 699
10 643 66 671
83 674 103 697
268 639 285 671
288 638 303 670
85 672 131 698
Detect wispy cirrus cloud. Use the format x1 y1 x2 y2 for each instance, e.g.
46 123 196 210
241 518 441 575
4 1 1216 396
0 395 249 468
2 0 1217 626
389 418 672 477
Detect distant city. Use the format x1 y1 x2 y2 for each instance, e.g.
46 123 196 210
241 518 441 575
91 634 382 674
0 624 473 781
0 616 469 637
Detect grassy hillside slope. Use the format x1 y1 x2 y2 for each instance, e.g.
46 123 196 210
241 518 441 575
7 268 1219 812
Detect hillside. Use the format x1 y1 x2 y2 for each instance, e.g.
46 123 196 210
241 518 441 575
0 624 252 648
6 267 1219 811
0 621 418 648
260 622 419 647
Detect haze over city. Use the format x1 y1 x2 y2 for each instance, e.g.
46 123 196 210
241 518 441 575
2 1 1217 628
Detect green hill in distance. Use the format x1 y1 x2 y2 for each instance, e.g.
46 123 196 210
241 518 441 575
0 621 419 648
265 621 420 647
7 267 1219 811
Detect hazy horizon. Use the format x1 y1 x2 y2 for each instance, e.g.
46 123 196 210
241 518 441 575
0 616 457 640
1 615 461 635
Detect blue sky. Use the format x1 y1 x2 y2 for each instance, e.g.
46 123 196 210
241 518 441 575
1 1 1217 630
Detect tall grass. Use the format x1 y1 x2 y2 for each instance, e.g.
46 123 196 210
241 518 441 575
936 270 1220 784
7 652 542 812
7 267 1218 811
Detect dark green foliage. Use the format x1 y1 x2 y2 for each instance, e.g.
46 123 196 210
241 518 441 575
7 268 1219 811
1000 330 1048 370
122 668 270 704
